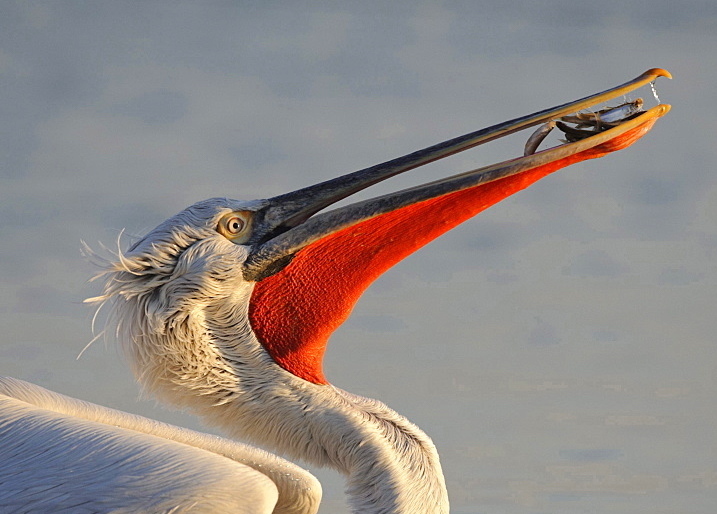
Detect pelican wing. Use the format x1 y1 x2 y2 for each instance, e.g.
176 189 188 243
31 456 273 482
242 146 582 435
0 377 321 514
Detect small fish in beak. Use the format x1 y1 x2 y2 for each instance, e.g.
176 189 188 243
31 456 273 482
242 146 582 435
524 98 647 155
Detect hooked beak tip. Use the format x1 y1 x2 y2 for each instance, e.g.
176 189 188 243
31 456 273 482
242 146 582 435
244 68 672 282
645 68 672 80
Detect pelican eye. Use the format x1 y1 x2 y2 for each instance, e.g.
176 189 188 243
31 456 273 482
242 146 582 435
226 217 244 234
217 211 252 243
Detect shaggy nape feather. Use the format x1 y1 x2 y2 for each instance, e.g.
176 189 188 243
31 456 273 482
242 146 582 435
87 198 450 514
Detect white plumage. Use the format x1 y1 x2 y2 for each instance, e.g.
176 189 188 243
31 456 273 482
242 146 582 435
0 376 320 514
86 198 449 513
0 69 670 513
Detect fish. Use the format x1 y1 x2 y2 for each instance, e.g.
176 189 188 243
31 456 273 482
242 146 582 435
523 98 646 153
523 120 556 156
596 98 644 124
560 99 644 128
555 120 593 142
555 98 645 142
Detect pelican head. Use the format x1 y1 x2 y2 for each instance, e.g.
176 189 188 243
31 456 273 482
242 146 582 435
90 69 670 514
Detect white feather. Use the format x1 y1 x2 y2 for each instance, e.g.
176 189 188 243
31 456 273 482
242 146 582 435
0 377 321 514
90 198 449 513
2 197 447 513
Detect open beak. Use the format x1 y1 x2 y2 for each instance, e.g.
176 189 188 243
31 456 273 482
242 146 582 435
243 68 671 282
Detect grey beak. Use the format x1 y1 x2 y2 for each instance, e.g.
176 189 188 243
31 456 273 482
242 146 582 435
243 68 671 282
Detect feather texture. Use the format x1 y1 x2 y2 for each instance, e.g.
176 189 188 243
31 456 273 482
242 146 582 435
0 377 321 514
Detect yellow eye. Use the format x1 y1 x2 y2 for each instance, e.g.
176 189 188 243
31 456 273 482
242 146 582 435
226 216 245 234
217 211 252 242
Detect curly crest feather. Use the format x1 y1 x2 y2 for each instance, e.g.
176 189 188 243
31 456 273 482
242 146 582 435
83 196 449 514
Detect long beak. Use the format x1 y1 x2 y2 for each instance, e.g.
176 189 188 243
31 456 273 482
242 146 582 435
244 68 671 282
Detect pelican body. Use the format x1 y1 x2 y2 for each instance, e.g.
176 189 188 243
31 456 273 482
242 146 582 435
0 69 671 513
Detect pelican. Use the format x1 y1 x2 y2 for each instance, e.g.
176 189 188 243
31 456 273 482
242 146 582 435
0 69 671 513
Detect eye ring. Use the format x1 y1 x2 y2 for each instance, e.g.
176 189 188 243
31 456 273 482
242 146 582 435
225 216 245 234
217 211 252 242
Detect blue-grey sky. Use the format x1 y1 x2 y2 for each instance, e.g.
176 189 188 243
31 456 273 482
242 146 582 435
2 2 716 512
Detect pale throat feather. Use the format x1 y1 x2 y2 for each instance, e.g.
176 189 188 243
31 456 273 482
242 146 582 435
98 232 449 513
76 73 669 513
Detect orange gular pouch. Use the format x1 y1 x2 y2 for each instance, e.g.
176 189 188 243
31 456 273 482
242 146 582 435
247 115 660 385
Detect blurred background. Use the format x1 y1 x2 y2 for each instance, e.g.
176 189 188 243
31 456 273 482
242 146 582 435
1 2 715 512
